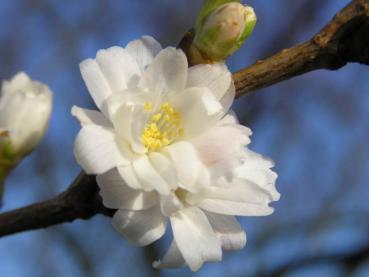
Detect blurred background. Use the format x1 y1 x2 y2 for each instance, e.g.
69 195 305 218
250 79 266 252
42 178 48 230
0 0 368 276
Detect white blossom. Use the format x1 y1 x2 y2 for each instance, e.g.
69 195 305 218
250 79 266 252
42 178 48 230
72 36 279 271
0 72 52 157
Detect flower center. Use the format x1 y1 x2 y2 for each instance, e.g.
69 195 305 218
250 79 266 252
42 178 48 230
142 102 184 152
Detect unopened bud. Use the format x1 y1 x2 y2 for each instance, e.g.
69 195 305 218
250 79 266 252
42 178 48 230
0 72 52 199
194 1 256 62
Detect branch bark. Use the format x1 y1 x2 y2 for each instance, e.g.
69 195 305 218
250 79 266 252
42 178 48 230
234 0 369 98
264 243 369 276
0 0 368 238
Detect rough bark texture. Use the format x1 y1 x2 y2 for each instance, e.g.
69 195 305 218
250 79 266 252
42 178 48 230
233 0 369 98
0 0 368 238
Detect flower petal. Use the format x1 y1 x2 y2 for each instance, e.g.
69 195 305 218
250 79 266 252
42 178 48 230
153 240 186 269
199 199 274 216
159 192 183 217
79 58 112 109
118 165 144 190
220 82 235 112
165 141 200 192
112 207 167 246
170 87 224 138
74 125 131 174
191 123 251 166
96 169 158 210
149 152 178 189
71 106 112 127
187 63 232 100
139 47 188 95
170 207 222 271
96 48 129 92
205 212 246 251
126 36 162 72
236 149 280 201
133 155 171 195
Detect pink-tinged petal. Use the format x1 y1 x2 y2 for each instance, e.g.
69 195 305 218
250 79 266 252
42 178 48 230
74 125 131 174
205 212 246 251
96 169 158 210
112 207 167 246
191 123 251 166
170 207 222 271
126 36 162 72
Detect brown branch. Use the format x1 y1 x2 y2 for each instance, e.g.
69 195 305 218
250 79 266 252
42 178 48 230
263 243 369 277
234 0 369 98
0 0 368 238
0 173 113 237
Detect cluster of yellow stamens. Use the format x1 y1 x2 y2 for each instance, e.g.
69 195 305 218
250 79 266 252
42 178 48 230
142 102 184 152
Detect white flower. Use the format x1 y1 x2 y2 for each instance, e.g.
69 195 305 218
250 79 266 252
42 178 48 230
0 72 52 157
72 36 279 271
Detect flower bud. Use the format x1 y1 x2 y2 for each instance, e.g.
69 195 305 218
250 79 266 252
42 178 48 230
194 1 256 61
0 72 52 192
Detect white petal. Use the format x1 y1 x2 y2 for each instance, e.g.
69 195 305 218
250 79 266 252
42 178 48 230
71 106 112 127
96 48 130 92
205 179 274 205
79 59 112 109
236 149 280 201
191 123 251 166
153 240 186 269
170 207 222 271
149 152 177 189
74 125 130 174
133 155 171 195
187 63 232 100
102 46 141 88
220 82 235 112
96 169 158 210
126 36 162 72
159 192 183 217
199 199 274 216
118 165 144 190
170 87 224 138
139 47 188 95
112 207 167 246
205 212 246 251
165 141 200 192
114 105 147 155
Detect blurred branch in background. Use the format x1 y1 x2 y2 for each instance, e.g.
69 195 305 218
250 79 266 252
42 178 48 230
0 0 369 240
264 243 369 276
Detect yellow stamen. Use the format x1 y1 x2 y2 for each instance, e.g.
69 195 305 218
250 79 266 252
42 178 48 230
144 102 153 112
142 102 185 152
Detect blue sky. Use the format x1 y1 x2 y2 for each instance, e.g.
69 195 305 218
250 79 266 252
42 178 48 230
0 1 368 276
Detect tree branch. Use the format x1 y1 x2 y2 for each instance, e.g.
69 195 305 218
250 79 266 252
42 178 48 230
264 243 369 276
234 0 369 98
0 0 368 238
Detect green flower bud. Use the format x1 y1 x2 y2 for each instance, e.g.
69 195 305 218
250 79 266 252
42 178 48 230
194 0 256 62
